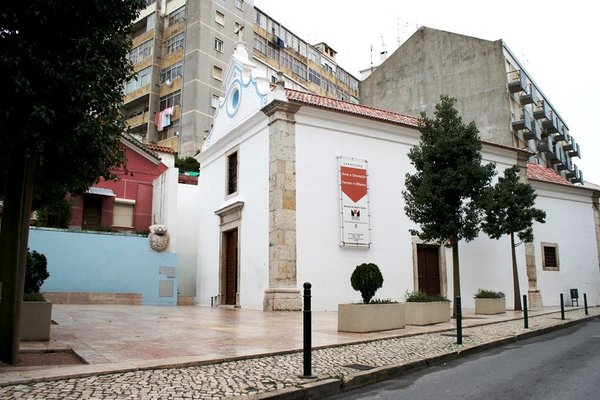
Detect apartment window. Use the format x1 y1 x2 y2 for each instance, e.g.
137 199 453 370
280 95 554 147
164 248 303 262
211 94 221 109
542 243 560 271
129 40 153 64
253 33 267 55
165 33 185 54
113 198 135 228
267 42 280 62
159 119 179 141
214 37 224 53
213 65 223 81
124 66 152 95
167 7 185 28
124 106 149 119
227 151 238 195
159 90 181 109
308 68 321 85
160 62 183 84
215 10 225 26
146 13 156 31
235 0 244 11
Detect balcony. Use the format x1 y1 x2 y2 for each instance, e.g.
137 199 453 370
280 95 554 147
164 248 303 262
566 165 583 184
507 70 529 93
567 142 581 158
512 108 534 136
542 114 559 135
524 119 543 142
125 111 150 129
554 122 570 143
554 146 568 171
533 100 552 120
520 85 540 105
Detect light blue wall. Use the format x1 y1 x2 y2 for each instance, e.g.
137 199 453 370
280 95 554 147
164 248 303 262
29 228 178 305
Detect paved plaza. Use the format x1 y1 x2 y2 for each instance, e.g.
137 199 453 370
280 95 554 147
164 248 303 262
0 304 598 399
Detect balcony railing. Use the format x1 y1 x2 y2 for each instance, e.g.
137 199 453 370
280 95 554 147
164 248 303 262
507 70 529 93
520 84 540 105
512 108 534 135
533 100 552 121
566 165 583 184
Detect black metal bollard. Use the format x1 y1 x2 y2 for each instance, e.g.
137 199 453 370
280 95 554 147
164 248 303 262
584 293 589 316
523 295 529 329
456 296 463 345
301 282 315 378
560 293 565 320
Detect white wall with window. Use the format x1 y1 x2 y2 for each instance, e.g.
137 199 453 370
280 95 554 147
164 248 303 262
530 181 600 306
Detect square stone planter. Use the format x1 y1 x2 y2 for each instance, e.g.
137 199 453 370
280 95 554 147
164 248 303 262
405 301 451 326
475 297 506 315
21 300 53 341
338 303 405 333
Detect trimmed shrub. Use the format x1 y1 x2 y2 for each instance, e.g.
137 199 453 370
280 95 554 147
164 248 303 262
405 290 449 302
474 289 505 299
24 249 49 296
350 263 384 304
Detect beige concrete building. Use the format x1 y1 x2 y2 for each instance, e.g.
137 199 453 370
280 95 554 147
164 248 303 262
360 27 583 184
122 0 359 156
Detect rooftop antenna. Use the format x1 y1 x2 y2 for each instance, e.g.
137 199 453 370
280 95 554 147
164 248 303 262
370 43 374 71
397 18 401 47
380 35 387 63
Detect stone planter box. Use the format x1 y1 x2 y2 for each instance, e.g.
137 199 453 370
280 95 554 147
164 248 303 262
338 303 405 333
405 301 451 326
475 297 506 315
21 301 53 341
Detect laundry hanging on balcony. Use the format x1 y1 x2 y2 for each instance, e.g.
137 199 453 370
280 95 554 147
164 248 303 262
154 107 175 131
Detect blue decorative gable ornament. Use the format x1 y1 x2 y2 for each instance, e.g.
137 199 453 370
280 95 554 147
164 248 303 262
202 35 271 151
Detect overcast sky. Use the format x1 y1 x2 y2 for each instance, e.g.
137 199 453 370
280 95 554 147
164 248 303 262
255 0 599 185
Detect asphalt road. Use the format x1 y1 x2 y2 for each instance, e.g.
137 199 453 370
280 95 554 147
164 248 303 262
327 317 600 400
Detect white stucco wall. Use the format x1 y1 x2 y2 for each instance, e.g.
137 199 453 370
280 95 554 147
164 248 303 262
294 109 523 310
176 182 200 296
196 117 270 309
531 182 600 306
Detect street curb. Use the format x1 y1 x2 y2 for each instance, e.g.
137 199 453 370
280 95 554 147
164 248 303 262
252 313 598 399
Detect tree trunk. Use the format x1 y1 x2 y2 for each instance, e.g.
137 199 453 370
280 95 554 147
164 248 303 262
0 147 36 364
511 232 522 311
452 240 461 318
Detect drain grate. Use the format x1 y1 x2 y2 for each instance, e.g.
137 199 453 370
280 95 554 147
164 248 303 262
343 363 376 371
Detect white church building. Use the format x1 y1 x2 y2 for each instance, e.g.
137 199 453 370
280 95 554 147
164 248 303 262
195 40 600 312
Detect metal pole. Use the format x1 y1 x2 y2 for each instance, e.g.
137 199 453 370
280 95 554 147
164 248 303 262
560 293 565 320
301 282 314 378
456 296 462 345
584 293 588 316
523 295 528 329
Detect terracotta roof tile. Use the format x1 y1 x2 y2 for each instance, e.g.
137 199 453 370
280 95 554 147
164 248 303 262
284 88 419 128
145 144 177 154
527 163 573 186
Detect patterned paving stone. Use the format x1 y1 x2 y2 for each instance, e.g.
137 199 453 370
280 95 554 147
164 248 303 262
0 308 597 399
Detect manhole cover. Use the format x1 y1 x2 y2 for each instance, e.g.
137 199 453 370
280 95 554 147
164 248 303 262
343 363 376 371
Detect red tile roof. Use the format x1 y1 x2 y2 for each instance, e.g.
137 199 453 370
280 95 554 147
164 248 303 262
284 88 419 128
527 163 573 186
146 144 176 154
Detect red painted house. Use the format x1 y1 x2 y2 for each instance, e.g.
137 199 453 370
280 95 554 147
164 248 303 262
70 134 175 233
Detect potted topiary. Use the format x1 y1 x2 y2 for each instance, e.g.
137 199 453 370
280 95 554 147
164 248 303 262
21 249 52 341
404 290 451 326
338 263 405 333
474 289 506 314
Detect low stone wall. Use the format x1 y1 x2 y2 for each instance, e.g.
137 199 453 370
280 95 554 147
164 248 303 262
44 292 142 305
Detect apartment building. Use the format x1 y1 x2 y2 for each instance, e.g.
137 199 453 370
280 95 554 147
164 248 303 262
122 0 359 157
360 27 583 184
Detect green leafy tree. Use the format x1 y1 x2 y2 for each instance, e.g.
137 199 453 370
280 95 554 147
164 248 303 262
350 263 384 304
482 165 546 310
175 156 200 173
0 0 145 364
403 95 496 316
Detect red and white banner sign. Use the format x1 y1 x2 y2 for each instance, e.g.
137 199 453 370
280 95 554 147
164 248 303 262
338 157 371 247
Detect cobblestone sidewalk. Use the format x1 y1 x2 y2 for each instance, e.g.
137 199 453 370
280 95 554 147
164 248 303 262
1 308 598 399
